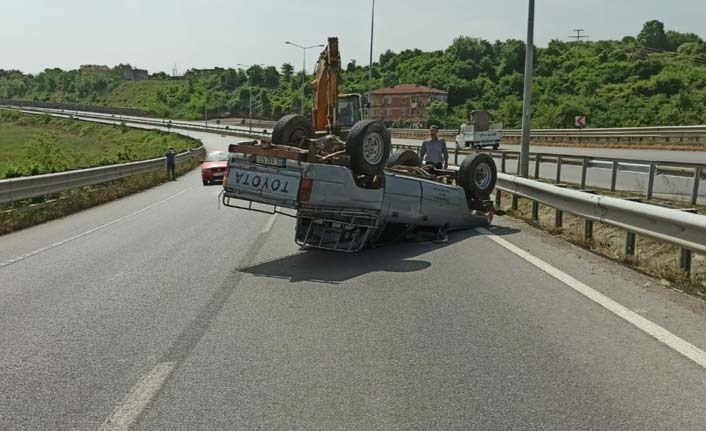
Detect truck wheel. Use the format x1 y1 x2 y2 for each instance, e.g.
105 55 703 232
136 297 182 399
458 153 497 200
271 114 314 147
386 149 421 168
346 120 391 176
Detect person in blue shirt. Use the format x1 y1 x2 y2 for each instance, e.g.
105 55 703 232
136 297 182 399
165 147 176 180
419 125 448 169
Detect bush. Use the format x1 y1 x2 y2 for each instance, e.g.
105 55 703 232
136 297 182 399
3 163 25 179
25 130 69 174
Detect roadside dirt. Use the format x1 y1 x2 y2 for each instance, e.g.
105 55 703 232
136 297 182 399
496 190 706 297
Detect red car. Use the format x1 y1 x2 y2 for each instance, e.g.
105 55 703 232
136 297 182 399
201 151 229 185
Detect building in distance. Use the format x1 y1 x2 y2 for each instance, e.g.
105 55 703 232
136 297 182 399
369 84 447 126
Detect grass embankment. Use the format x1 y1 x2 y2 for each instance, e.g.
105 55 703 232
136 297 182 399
0 109 205 234
0 109 198 178
0 154 202 235
496 190 706 297
103 80 192 117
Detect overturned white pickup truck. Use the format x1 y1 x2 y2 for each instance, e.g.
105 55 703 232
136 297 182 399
221 116 497 252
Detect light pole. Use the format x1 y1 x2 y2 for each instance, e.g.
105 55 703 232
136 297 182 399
285 41 325 115
519 0 535 178
237 64 263 133
368 0 375 116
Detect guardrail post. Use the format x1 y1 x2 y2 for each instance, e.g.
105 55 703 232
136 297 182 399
679 248 692 275
531 201 539 221
454 147 459 165
584 220 593 242
646 163 656 200
691 167 701 206
610 161 618 192
495 190 502 208
555 156 563 184
534 154 541 179
511 194 518 210
625 232 636 258
555 208 563 228
501 152 507 173
580 159 588 189
678 208 698 276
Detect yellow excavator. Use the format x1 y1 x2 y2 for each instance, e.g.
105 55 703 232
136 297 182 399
268 37 391 177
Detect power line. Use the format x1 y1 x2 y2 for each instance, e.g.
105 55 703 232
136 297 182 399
629 45 706 67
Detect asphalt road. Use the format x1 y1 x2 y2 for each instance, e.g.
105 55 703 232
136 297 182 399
4 126 706 429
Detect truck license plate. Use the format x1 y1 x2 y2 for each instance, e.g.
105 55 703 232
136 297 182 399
256 155 286 167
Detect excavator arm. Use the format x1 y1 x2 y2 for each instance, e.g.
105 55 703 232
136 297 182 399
311 37 340 134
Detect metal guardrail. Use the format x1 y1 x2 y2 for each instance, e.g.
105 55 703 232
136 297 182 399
0 147 204 204
389 126 706 142
495 173 706 274
497 173 706 253
1 106 271 140
391 144 705 205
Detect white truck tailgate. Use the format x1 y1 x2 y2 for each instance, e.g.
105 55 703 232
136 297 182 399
224 161 302 208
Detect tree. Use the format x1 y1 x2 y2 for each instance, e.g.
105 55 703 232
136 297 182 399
259 89 271 117
425 100 450 128
638 20 670 51
446 36 491 63
280 63 294 80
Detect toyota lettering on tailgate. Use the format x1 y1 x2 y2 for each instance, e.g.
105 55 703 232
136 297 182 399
234 172 291 194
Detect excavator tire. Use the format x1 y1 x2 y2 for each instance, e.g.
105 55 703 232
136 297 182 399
271 114 314 147
386 149 421 168
346 120 391 176
458 153 497 200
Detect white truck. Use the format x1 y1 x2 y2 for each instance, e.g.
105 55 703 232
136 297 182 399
221 117 497 253
456 110 502 150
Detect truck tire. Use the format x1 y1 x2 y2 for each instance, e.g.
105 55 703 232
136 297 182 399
458 153 497 200
346 120 391 176
271 114 314 147
386 149 421 168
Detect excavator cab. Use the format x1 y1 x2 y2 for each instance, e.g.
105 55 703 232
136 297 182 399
337 93 363 128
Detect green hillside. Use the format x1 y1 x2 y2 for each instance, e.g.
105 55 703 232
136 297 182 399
0 110 198 178
1 20 705 128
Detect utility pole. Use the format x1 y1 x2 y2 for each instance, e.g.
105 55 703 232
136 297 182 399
519 0 535 178
569 29 589 43
368 0 375 117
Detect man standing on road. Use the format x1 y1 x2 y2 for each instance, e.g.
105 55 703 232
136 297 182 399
165 147 176 180
420 125 448 169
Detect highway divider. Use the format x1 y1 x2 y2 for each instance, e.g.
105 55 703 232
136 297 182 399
391 143 705 205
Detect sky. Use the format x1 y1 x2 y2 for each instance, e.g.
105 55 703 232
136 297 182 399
2 0 705 74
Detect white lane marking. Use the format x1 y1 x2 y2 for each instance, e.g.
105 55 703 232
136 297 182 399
476 227 706 371
0 187 194 269
98 362 176 431
260 213 278 233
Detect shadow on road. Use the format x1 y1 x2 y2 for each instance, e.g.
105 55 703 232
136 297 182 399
238 225 520 284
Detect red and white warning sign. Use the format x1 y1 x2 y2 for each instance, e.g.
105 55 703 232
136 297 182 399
575 116 586 128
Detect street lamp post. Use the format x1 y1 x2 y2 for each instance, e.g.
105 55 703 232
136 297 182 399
237 64 263 133
285 41 325 116
368 0 375 115
519 0 535 178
